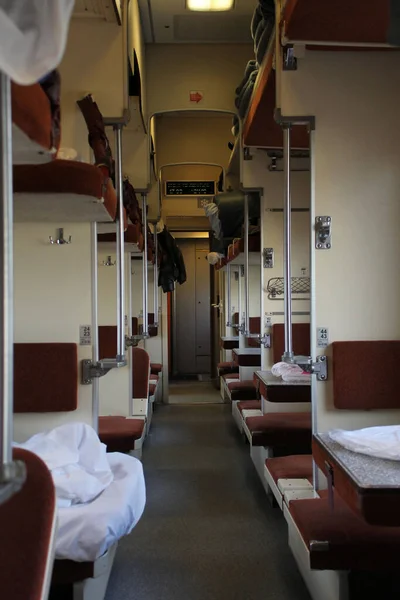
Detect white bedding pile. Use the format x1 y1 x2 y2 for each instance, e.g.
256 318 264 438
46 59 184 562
16 422 113 507
329 425 400 461
271 361 311 383
17 422 146 562
56 452 146 561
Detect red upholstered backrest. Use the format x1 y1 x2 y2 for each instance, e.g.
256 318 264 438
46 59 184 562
98 325 117 360
248 317 261 348
332 341 400 409
272 323 310 363
14 343 78 412
132 317 138 336
132 347 150 398
148 313 158 337
0 448 56 600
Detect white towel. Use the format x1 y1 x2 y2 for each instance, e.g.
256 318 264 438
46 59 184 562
329 425 400 461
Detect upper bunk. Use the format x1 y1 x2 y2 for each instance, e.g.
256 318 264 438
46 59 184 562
282 0 397 47
12 87 125 224
242 34 308 149
241 0 399 150
215 230 261 270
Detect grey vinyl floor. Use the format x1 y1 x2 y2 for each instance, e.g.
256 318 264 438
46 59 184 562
105 402 311 600
168 380 223 404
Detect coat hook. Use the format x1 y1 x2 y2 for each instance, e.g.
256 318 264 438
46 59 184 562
102 255 116 267
49 228 72 245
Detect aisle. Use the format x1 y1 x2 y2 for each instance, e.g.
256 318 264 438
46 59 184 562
105 404 311 600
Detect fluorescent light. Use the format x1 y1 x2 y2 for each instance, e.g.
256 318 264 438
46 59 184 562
187 0 234 11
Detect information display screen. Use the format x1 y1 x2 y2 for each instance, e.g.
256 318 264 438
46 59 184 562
165 180 216 197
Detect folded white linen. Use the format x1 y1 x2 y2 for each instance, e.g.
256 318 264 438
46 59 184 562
16 422 113 506
271 362 304 378
329 425 400 461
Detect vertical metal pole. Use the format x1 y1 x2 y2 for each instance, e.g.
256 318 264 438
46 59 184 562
226 263 231 326
153 226 159 326
91 222 99 433
238 266 244 349
283 125 294 362
259 192 265 370
142 193 149 336
115 125 125 361
309 128 319 490
244 193 250 336
128 252 133 411
0 73 13 466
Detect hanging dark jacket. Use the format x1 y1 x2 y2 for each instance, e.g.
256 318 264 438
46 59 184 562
157 227 187 293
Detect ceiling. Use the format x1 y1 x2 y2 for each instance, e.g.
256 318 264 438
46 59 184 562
138 0 254 44
73 0 120 22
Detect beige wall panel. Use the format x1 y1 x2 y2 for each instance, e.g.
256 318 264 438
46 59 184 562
281 51 400 430
59 20 125 161
13 223 93 441
97 248 130 416
146 44 252 115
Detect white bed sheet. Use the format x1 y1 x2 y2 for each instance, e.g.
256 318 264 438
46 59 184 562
56 452 146 562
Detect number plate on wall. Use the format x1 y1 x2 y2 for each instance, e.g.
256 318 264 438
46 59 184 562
317 327 329 348
80 325 92 346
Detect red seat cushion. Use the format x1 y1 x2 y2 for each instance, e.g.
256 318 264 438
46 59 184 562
150 374 159 382
222 373 240 381
218 361 239 376
228 380 258 401
266 455 313 483
98 416 144 452
238 400 262 413
289 490 400 571
150 363 162 375
149 383 157 396
246 413 311 451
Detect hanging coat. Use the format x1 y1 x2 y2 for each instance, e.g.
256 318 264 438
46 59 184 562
157 227 187 293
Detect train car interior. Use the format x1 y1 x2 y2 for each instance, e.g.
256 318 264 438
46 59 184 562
1 1 400 599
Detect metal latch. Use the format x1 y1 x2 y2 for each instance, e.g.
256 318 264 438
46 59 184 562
0 461 26 506
125 334 150 348
295 355 328 381
237 322 246 334
263 247 274 268
81 357 127 385
315 216 332 249
309 541 330 552
283 46 297 71
258 334 271 348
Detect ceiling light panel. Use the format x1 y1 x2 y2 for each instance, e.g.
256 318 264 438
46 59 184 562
187 0 235 11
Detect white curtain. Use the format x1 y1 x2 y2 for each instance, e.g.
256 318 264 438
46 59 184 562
0 0 74 84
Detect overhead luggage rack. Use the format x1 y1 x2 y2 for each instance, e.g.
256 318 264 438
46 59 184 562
267 276 310 300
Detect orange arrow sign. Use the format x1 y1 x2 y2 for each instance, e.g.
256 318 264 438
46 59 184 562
190 91 203 103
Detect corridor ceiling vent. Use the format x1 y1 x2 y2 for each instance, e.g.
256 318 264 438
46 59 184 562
187 0 235 11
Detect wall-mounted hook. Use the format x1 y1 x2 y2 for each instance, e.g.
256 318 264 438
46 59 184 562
102 255 116 267
49 228 72 245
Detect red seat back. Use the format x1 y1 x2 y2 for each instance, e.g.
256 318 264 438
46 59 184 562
272 323 310 363
132 347 150 398
0 448 56 600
